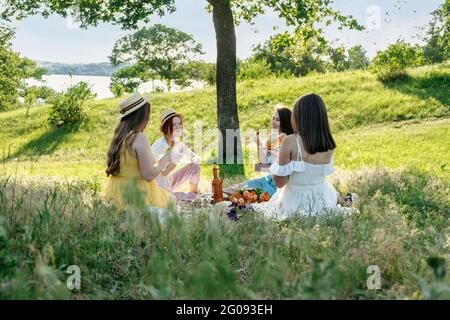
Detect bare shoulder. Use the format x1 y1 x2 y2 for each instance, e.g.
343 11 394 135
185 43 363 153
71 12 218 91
284 134 296 141
281 134 297 149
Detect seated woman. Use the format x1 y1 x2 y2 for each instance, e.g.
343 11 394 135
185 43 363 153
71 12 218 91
151 109 201 201
253 93 341 219
105 92 176 211
224 104 294 196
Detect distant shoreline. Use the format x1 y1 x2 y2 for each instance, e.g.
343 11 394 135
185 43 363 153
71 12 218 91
36 60 124 77
26 74 206 99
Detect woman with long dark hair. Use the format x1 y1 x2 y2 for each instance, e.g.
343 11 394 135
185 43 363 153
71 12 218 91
105 92 176 210
226 104 294 196
253 93 339 219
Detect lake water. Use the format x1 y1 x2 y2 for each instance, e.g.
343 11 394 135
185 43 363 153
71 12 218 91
26 74 206 99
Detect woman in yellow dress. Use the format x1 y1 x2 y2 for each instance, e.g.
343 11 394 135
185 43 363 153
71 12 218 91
105 91 176 211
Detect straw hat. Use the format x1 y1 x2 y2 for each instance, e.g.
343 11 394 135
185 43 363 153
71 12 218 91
118 91 150 119
159 108 184 130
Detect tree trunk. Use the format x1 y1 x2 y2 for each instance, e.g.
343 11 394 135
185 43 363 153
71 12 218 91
209 0 244 174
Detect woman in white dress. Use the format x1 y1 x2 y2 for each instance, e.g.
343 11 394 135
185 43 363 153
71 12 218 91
254 93 340 220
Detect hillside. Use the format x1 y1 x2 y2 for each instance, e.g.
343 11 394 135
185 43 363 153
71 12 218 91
0 63 449 300
0 63 449 183
36 61 123 76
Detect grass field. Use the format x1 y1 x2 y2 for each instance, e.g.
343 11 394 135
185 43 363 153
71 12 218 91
0 63 449 299
1 63 449 182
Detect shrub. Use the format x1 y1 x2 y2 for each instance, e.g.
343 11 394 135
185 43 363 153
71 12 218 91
253 31 329 77
110 82 125 97
371 40 425 81
203 63 216 86
48 82 95 128
238 59 273 80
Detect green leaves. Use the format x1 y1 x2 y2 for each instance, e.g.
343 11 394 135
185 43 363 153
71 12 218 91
253 31 330 76
1 0 177 30
109 24 204 92
3 0 363 34
48 81 95 128
0 26 46 112
422 0 450 64
347 45 370 71
371 40 425 82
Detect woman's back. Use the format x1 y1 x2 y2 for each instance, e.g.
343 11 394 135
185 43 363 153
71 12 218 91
105 92 176 211
116 147 140 177
257 92 338 219
105 140 176 210
271 133 334 185
289 133 334 185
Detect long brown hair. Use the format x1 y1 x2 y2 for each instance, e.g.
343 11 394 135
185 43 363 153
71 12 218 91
293 93 336 154
106 102 150 177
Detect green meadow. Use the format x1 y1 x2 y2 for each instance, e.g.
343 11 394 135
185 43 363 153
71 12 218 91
1 63 448 181
0 63 449 299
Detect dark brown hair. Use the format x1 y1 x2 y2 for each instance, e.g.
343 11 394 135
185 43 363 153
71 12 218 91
161 115 183 136
275 105 294 135
106 102 150 177
293 93 336 154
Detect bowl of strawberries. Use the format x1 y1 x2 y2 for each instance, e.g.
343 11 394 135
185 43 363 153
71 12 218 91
228 188 270 205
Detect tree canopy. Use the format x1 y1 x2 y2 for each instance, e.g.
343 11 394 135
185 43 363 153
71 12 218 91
109 24 204 92
422 0 449 63
0 25 46 111
1 0 362 34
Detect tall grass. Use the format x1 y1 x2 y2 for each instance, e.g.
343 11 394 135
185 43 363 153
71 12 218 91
1 168 448 299
0 63 449 300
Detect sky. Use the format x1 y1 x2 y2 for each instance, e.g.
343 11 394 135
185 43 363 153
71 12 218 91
10 0 445 64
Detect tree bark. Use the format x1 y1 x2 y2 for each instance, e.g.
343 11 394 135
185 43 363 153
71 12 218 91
209 0 243 173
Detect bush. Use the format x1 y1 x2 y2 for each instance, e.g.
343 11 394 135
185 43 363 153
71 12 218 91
110 82 125 98
371 40 425 81
238 59 273 80
22 85 56 103
198 62 216 86
48 82 95 128
253 31 329 77
203 63 216 86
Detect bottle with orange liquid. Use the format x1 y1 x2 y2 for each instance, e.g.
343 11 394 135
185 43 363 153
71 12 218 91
212 167 225 203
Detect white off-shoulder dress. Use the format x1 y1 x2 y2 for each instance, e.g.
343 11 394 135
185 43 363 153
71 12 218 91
252 134 339 220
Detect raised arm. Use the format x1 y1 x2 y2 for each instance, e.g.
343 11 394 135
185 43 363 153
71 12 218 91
133 133 171 182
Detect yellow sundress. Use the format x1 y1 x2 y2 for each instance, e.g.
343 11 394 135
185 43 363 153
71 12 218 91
105 148 176 211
